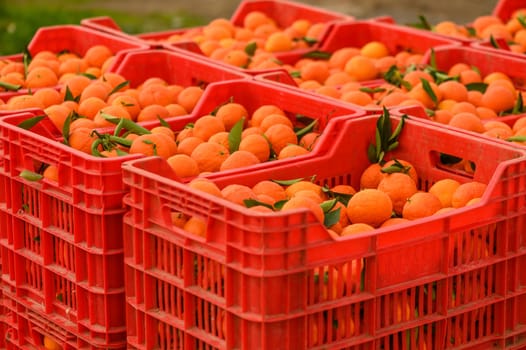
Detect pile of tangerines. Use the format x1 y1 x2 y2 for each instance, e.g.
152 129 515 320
166 111 488 238
29 98 321 182
0 44 204 126
430 8 526 53
1 43 496 237
175 170 487 238
273 42 526 146
152 11 332 69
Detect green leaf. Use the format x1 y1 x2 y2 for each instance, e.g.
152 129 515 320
19 170 43 181
375 126 383 161
429 48 436 70
466 26 477 37
289 71 301 78
90 138 104 157
368 108 405 164
383 65 404 87
243 198 274 210
228 117 244 153
506 135 526 142
295 118 318 139
115 148 129 156
434 71 456 85
21 203 29 212
405 63 418 74
273 199 288 210
323 207 341 228
100 112 121 124
80 72 98 80
105 115 153 136
272 178 304 186
320 198 338 213
512 91 524 114
244 41 257 56
109 135 133 148
380 107 393 149
63 85 80 102
360 86 386 94
407 15 432 30
401 80 413 91
108 80 130 96
518 15 526 29
386 140 400 152
420 78 438 106
381 159 411 174
62 113 72 146
489 35 500 49
405 330 412 350
425 108 435 117
388 114 406 143
367 143 377 164
262 133 278 160
302 50 331 60
302 37 318 46
323 186 354 206
465 82 488 93
418 15 432 30
360 260 366 291
0 80 22 91
157 116 170 128
17 115 45 130
23 48 31 78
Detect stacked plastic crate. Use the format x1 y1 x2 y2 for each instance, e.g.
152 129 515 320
113 0 526 349
0 24 253 350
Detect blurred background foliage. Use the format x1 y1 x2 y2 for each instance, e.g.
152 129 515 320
0 0 496 56
0 0 205 55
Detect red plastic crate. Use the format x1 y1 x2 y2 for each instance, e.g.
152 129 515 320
392 104 526 153
279 19 461 64
388 0 526 51
0 201 127 347
0 25 148 104
492 0 526 22
81 0 352 74
419 45 526 94
388 45 526 124
394 0 526 46
136 78 366 145
470 37 526 61
0 47 249 118
1 282 124 350
82 0 351 46
0 109 136 346
473 38 518 56
121 113 526 349
0 291 5 349
108 48 250 91
253 20 460 99
0 78 364 348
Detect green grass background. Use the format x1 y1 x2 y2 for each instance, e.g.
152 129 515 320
0 1 205 55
